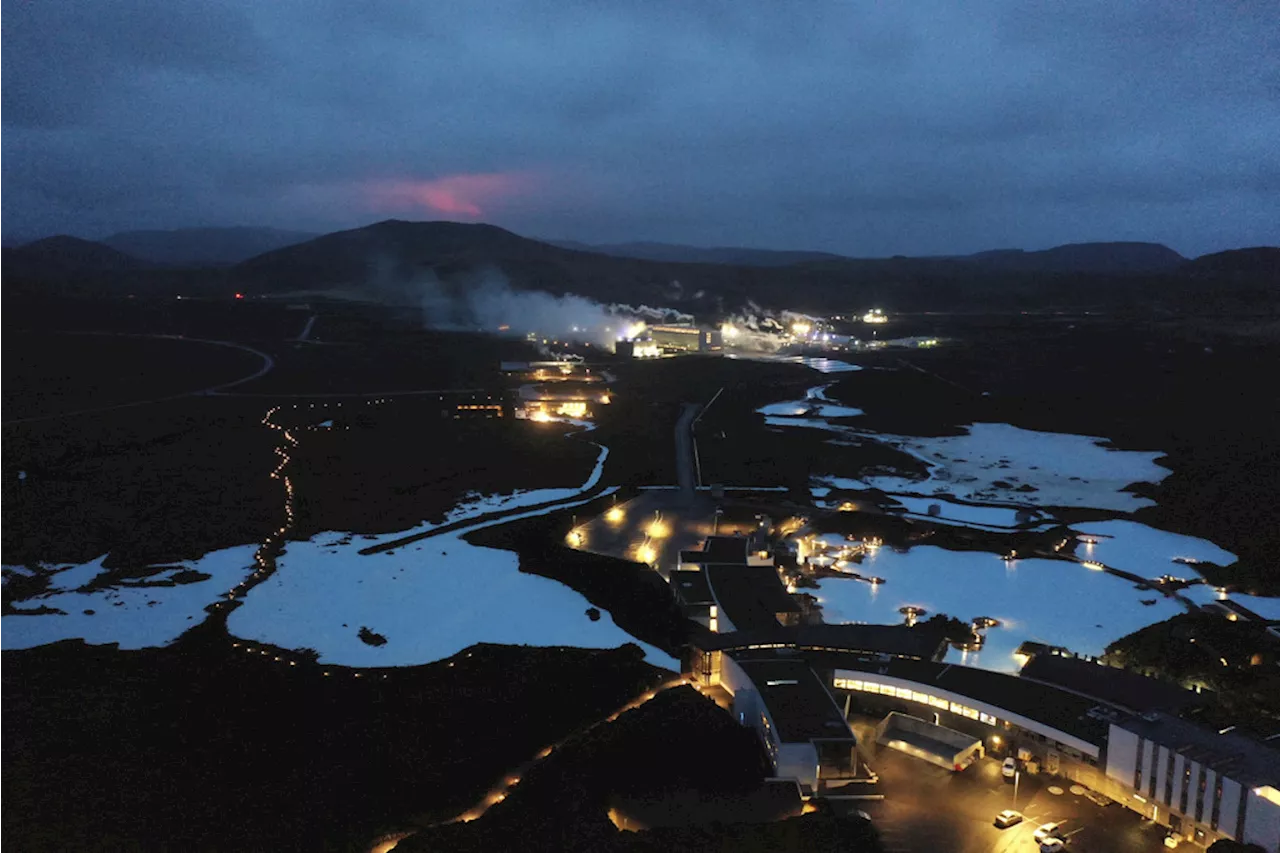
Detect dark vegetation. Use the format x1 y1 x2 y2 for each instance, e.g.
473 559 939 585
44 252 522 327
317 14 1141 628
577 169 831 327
286 407 598 540
395 685 883 853
1 629 668 853
2 330 265 420
1104 612 1280 733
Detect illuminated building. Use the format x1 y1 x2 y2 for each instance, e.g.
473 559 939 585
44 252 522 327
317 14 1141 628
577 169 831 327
699 656 861 793
645 324 723 353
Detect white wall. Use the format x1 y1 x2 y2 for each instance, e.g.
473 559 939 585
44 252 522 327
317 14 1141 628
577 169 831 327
1105 725 1140 783
1220 779 1242 840
1244 788 1280 853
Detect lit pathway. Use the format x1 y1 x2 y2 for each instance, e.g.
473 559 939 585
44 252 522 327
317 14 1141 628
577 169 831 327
368 677 709 853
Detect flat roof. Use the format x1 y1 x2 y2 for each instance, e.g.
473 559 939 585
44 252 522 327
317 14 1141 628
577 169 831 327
668 570 714 605
1019 654 1201 715
1115 711 1280 788
705 564 799 631
734 658 853 743
702 536 752 564
827 657 1110 746
700 623 946 661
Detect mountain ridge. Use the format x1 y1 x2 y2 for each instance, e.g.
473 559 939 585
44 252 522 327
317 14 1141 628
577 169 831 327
103 226 318 266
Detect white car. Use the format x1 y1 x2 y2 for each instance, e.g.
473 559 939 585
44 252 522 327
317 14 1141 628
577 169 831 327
1001 757 1018 779
994 809 1023 828
1039 839 1066 853
1034 821 1063 843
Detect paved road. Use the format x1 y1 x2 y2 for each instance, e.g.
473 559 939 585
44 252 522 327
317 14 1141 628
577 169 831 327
837 738 1168 853
674 402 700 500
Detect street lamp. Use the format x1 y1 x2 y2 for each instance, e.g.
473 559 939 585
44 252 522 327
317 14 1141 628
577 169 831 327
1013 769 1020 811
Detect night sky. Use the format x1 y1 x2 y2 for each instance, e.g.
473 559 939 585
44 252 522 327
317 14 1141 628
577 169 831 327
3 1 1277 256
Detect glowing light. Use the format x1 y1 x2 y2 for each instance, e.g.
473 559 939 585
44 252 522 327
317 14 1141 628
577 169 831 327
555 402 588 418
363 172 536 217
646 519 670 539
566 529 584 547
721 323 739 339
636 545 657 565
862 309 888 324
622 321 647 340
605 506 625 524
791 321 812 337
1083 561 1104 571
530 410 553 423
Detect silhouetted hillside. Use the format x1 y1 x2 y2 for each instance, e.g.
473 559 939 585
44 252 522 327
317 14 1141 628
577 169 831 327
546 239 847 267
104 227 317 266
7 236 147 272
1183 247 1280 278
230 220 1278 315
14 220 1271 315
963 241 1185 274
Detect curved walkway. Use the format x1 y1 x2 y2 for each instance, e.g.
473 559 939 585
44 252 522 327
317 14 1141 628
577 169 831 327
2 331 275 426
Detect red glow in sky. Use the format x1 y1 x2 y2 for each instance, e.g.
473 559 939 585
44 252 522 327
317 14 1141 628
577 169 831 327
365 173 534 217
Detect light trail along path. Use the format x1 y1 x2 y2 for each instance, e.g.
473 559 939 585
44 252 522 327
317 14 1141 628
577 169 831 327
368 677 704 853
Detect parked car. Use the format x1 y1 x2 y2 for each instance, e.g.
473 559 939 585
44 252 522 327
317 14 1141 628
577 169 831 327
1039 839 1066 852
1164 834 1181 848
1001 757 1018 779
1033 821 1063 842
994 809 1023 828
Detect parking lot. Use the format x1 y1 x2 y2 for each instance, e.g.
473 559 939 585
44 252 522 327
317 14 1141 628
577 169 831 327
833 742 1171 853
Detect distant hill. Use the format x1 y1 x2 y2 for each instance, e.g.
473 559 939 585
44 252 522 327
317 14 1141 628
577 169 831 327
545 239 847 267
230 220 1280 314
962 242 1185 274
5 236 147 273
7 220 1273 314
104 227 318 266
1182 247 1280 278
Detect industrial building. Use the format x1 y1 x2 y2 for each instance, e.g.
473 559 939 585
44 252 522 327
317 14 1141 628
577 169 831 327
645 324 723 354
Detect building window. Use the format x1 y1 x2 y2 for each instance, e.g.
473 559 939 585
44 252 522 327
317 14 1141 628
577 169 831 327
1164 751 1175 806
1236 786 1248 841
1210 777 1222 831
1195 772 1207 824
979 712 997 726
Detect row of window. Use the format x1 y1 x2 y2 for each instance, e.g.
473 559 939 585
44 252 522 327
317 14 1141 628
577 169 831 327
833 677 998 726
1137 736 1238 837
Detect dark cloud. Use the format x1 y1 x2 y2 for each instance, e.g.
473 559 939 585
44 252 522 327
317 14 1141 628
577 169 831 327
3 0 1277 255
